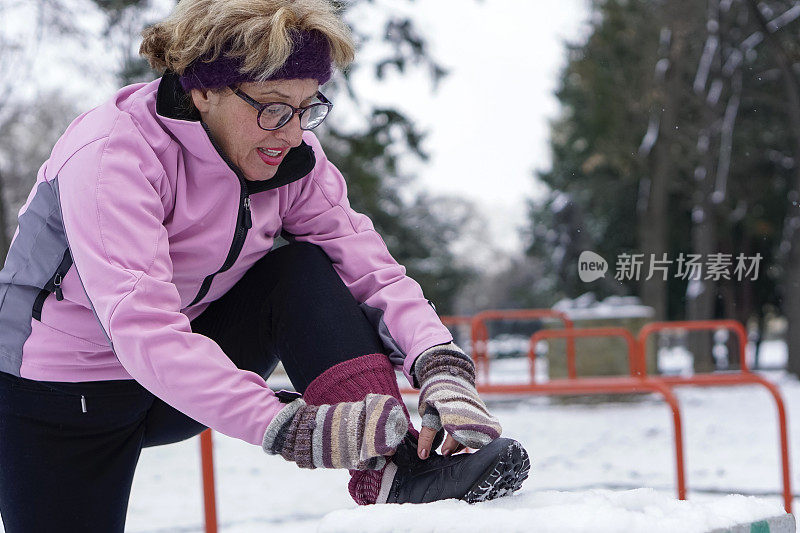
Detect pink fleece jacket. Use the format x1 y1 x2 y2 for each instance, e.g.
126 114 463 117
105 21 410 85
0 73 452 445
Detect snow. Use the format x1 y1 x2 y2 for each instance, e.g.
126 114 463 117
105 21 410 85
550 192 572 215
694 36 719 95
552 293 654 320
767 5 800 33
687 278 705 299
638 114 660 156
657 339 788 374
741 32 764 52
318 489 784 533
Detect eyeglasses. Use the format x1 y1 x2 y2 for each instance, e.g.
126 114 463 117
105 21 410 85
231 86 333 131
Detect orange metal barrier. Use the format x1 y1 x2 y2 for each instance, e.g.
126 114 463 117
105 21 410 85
470 309 575 382
514 327 687 500
637 320 793 514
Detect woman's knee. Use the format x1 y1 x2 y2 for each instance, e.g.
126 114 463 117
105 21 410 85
273 242 341 289
277 242 332 270
267 241 370 328
142 399 207 447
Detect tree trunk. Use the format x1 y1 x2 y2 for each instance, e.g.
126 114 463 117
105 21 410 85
687 167 718 371
639 28 679 322
746 0 800 377
686 0 723 373
639 1 704 322
731 236 756 369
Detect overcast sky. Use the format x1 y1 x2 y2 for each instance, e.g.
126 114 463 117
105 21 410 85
7 0 591 254
348 0 592 253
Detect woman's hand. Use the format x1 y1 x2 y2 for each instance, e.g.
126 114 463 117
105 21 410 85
262 393 408 470
413 343 502 460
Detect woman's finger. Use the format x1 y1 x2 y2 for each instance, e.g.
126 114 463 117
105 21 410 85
440 434 465 456
417 425 438 459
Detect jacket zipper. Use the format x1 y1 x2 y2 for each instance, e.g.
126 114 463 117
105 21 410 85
187 123 252 307
32 248 73 321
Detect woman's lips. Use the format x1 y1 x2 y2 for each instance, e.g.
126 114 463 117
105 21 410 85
257 147 286 166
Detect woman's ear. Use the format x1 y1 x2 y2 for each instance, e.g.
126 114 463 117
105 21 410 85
190 88 213 113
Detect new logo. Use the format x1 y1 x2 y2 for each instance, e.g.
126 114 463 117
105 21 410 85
578 251 608 282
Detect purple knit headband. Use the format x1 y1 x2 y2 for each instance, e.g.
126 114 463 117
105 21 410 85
179 30 333 92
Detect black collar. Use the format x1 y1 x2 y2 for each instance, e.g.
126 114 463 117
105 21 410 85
156 71 316 194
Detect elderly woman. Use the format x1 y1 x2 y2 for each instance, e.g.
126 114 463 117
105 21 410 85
0 0 528 529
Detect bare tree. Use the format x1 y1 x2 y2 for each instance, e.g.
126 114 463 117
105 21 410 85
637 0 702 322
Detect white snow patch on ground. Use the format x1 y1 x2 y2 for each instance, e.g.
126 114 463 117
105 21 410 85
658 339 788 374
552 294 655 320
318 488 785 533
759 340 789 367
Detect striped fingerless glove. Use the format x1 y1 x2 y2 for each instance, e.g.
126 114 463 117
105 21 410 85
262 393 409 470
414 342 502 449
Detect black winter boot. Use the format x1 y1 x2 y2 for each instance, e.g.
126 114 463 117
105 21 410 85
378 433 530 504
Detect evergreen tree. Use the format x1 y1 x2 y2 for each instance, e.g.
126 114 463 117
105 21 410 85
525 0 799 374
527 0 662 303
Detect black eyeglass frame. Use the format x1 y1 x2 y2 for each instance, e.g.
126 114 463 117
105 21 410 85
231 86 333 131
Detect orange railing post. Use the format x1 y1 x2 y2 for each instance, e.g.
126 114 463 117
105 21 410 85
200 429 218 533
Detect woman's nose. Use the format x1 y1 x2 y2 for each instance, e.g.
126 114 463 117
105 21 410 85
276 113 304 147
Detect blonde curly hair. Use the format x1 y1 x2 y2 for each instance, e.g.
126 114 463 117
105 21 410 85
139 0 355 82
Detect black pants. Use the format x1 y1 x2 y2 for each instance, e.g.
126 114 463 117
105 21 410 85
0 242 385 532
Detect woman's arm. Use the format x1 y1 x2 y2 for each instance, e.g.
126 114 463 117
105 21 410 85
54 113 284 445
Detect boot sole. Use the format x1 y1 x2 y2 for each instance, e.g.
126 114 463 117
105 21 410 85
462 440 530 503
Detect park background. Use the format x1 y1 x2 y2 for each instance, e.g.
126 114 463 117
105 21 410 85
2 0 800 530
4 0 800 376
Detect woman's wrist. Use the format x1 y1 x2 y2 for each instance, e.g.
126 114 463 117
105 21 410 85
413 342 475 386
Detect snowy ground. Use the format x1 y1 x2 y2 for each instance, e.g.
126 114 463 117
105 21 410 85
122 365 797 532
1 344 797 532
318 490 789 533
